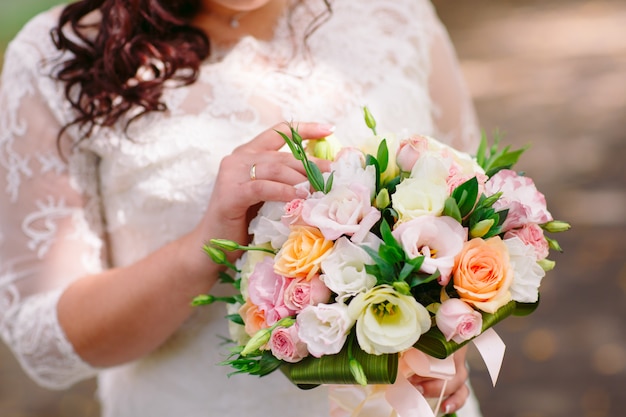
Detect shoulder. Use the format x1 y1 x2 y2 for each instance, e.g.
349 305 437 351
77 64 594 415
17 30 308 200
2 6 64 73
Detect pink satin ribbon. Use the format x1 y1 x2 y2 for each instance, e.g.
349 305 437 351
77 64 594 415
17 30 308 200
328 329 506 417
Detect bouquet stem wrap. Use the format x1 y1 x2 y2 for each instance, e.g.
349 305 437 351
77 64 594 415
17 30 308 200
282 342 398 389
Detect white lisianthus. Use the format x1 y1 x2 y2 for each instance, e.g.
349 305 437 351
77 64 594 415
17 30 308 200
320 235 381 302
504 237 546 303
249 201 290 248
227 303 251 346
392 155 449 222
348 285 431 355
330 147 377 198
297 303 354 358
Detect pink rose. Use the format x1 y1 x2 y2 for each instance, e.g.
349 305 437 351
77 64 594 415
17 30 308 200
446 169 489 197
396 135 430 172
485 169 553 231
302 183 381 243
282 198 306 226
392 215 467 285
247 258 295 326
435 299 483 343
504 223 549 260
283 275 332 312
269 324 309 363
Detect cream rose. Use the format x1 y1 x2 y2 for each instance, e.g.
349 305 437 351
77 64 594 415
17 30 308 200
347 285 431 355
392 155 449 222
504 237 546 303
453 237 513 313
273 226 334 280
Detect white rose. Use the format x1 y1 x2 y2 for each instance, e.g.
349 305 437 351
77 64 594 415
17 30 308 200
297 303 354 357
391 176 448 222
348 285 431 355
320 235 380 302
249 201 290 248
504 237 546 303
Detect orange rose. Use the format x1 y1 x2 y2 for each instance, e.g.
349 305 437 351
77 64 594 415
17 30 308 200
273 225 334 280
453 237 513 313
239 300 267 336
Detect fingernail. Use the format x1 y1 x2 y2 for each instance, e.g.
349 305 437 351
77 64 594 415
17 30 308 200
318 123 336 132
444 403 454 414
295 188 309 198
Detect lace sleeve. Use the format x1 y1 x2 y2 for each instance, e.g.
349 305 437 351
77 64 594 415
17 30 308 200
427 5 481 153
0 13 103 389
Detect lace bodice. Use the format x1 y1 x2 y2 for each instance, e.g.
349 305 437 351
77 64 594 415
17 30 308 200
0 1 479 416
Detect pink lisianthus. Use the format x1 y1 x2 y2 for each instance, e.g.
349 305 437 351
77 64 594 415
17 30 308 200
247 257 295 326
504 223 550 260
283 275 332 313
435 299 483 343
485 169 553 231
269 324 309 363
392 215 467 285
302 183 381 243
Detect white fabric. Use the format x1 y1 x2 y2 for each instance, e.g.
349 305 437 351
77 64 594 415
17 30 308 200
0 0 480 416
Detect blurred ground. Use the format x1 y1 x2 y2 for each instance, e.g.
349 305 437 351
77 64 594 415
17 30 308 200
1 1 625 416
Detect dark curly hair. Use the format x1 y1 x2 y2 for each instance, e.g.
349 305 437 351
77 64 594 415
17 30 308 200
51 0 332 142
51 0 209 140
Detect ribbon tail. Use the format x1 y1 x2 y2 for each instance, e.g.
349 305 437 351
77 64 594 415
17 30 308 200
385 374 435 417
472 327 506 386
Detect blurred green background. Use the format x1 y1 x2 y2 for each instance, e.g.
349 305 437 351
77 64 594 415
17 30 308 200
1 1 625 416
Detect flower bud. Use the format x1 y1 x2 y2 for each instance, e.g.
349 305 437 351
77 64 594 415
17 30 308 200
204 245 227 264
349 358 368 386
241 328 272 356
537 258 556 271
375 188 390 209
306 135 341 161
541 220 571 233
210 239 241 251
363 106 377 135
469 219 494 239
392 281 411 296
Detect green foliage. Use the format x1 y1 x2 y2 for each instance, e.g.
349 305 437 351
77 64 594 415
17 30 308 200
475 131 528 177
278 125 332 193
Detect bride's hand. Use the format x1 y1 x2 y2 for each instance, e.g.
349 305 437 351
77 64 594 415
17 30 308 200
197 121 334 247
407 347 471 415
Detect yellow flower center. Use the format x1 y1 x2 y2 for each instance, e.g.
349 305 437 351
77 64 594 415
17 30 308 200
372 301 397 318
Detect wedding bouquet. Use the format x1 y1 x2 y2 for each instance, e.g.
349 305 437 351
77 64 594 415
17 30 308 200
194 109 569 393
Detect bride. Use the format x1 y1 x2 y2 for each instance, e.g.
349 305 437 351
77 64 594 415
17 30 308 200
0 0 483 416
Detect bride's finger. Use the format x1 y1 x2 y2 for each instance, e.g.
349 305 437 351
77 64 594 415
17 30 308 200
238 122 335 153
246 161 309 185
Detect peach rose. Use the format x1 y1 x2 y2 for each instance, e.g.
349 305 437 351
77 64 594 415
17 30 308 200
239 300 268 337
453 237 513 313
273 225 334 280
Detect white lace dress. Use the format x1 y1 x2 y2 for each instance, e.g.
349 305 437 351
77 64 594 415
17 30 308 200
0 1 483 416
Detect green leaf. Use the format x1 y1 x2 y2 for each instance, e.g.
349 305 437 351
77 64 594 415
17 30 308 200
377 139 389 173
452 177 479 217
324 172 335 194
443 197 462 223
226 313 244 325
366 154 381 192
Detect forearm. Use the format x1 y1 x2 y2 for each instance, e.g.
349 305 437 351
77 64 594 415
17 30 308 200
57 231 217 367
